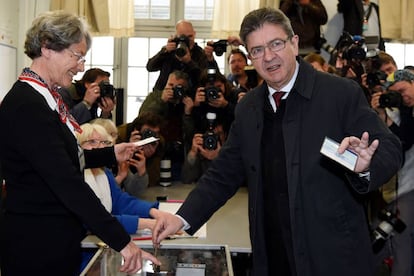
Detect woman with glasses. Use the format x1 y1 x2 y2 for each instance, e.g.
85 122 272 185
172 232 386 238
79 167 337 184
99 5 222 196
78 123 162 234
0 11 159 276
91 118 151 198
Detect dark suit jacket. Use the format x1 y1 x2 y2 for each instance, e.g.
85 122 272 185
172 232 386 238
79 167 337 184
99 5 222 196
0 81 130 275
176 60 402 276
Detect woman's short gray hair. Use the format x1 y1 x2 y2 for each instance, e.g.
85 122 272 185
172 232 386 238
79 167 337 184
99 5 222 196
24 10 92 59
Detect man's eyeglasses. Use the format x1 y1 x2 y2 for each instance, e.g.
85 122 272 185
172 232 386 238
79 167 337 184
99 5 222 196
82 139 113 147
66 48 86 64
248 38 290 60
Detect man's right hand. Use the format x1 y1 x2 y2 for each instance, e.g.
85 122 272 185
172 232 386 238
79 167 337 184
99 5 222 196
119 241 161 274
152 212 185 245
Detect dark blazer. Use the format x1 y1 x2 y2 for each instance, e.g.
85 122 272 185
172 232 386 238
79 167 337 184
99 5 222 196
0 81 130 275
176 60 402 276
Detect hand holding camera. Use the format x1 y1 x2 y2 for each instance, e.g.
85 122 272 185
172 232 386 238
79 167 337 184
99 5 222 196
189 133 220 161
84 82 101 105
129 148 147 176
129 129 142 143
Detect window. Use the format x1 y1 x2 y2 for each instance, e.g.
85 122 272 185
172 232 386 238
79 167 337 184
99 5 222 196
385 42 414 69
184 0 214 21
124 0 221 123
134 0 170 20
76 36 114 84
134 0 214 21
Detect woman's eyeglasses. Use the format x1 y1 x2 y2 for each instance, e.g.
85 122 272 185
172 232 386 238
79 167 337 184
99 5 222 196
82 139 113 147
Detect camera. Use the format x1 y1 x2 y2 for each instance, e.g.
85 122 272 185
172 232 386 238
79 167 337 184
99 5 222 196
172 84 186 100
314 37 337 57
205 68 221 102
203 113 218 150
372 209 406 253
205 86 220 102
339 33 367 61
211 39 228 56
98 81 115 99
203 131 219 150
141 128 157 140
366 71 388 89
379 91 402 108
172 35 190 58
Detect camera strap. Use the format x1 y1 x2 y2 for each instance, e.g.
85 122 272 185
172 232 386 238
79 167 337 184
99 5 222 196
363 3 374 31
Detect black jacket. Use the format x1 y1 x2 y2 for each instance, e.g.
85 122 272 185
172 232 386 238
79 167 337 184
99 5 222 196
0 81 130 275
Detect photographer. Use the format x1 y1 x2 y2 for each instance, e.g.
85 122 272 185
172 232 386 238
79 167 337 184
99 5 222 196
181 114 227 184
146 19 219 93
58 68 115 124
280 0 328 56
139 71 195 182
227 48 263 103
192 68 236 135
371 69 414 276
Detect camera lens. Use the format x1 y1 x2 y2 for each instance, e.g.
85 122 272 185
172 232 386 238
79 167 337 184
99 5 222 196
141 129 157 140
173 85 185 100
176 42 187 57
98 81 115 99
205 86 219 101
203 131 218 150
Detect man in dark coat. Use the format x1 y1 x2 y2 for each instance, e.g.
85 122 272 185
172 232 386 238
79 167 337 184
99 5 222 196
152 7 402 276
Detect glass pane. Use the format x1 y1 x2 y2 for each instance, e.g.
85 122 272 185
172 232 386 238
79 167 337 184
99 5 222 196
128 67 149 96
127 95 143 122
405 44 414 67
149 38 167 57
129 37 150 66
89 37 114 65
149 71 160 91
385 43 406 69
134 0 150 18
134 0 170 19
151 0 170 19
185 0 213 20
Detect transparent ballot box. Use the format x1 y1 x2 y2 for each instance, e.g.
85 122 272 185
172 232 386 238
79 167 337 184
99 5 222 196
81 243 234 276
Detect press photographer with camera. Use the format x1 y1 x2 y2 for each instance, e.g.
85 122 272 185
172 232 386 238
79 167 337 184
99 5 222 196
370 69 414 276
140 71 196 182
191 68 236 136
58 67 115 124
181 113 227 184
280 0 328 56
146 19 219 93
227 48 263 103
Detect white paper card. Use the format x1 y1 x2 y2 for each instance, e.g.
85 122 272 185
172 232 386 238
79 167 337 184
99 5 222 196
320 137 358 171
133 137 159 147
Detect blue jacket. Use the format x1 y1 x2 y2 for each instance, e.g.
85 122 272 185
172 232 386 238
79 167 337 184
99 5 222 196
104 168 159 234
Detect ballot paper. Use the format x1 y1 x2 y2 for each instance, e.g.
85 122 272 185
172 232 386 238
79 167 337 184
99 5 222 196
133 137 159 147
320 136 358 171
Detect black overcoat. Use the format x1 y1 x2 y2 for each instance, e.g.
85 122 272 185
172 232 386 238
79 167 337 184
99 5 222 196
177 60 402 276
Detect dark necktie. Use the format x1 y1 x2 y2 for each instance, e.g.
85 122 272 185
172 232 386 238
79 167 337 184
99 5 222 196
272 91 286 108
